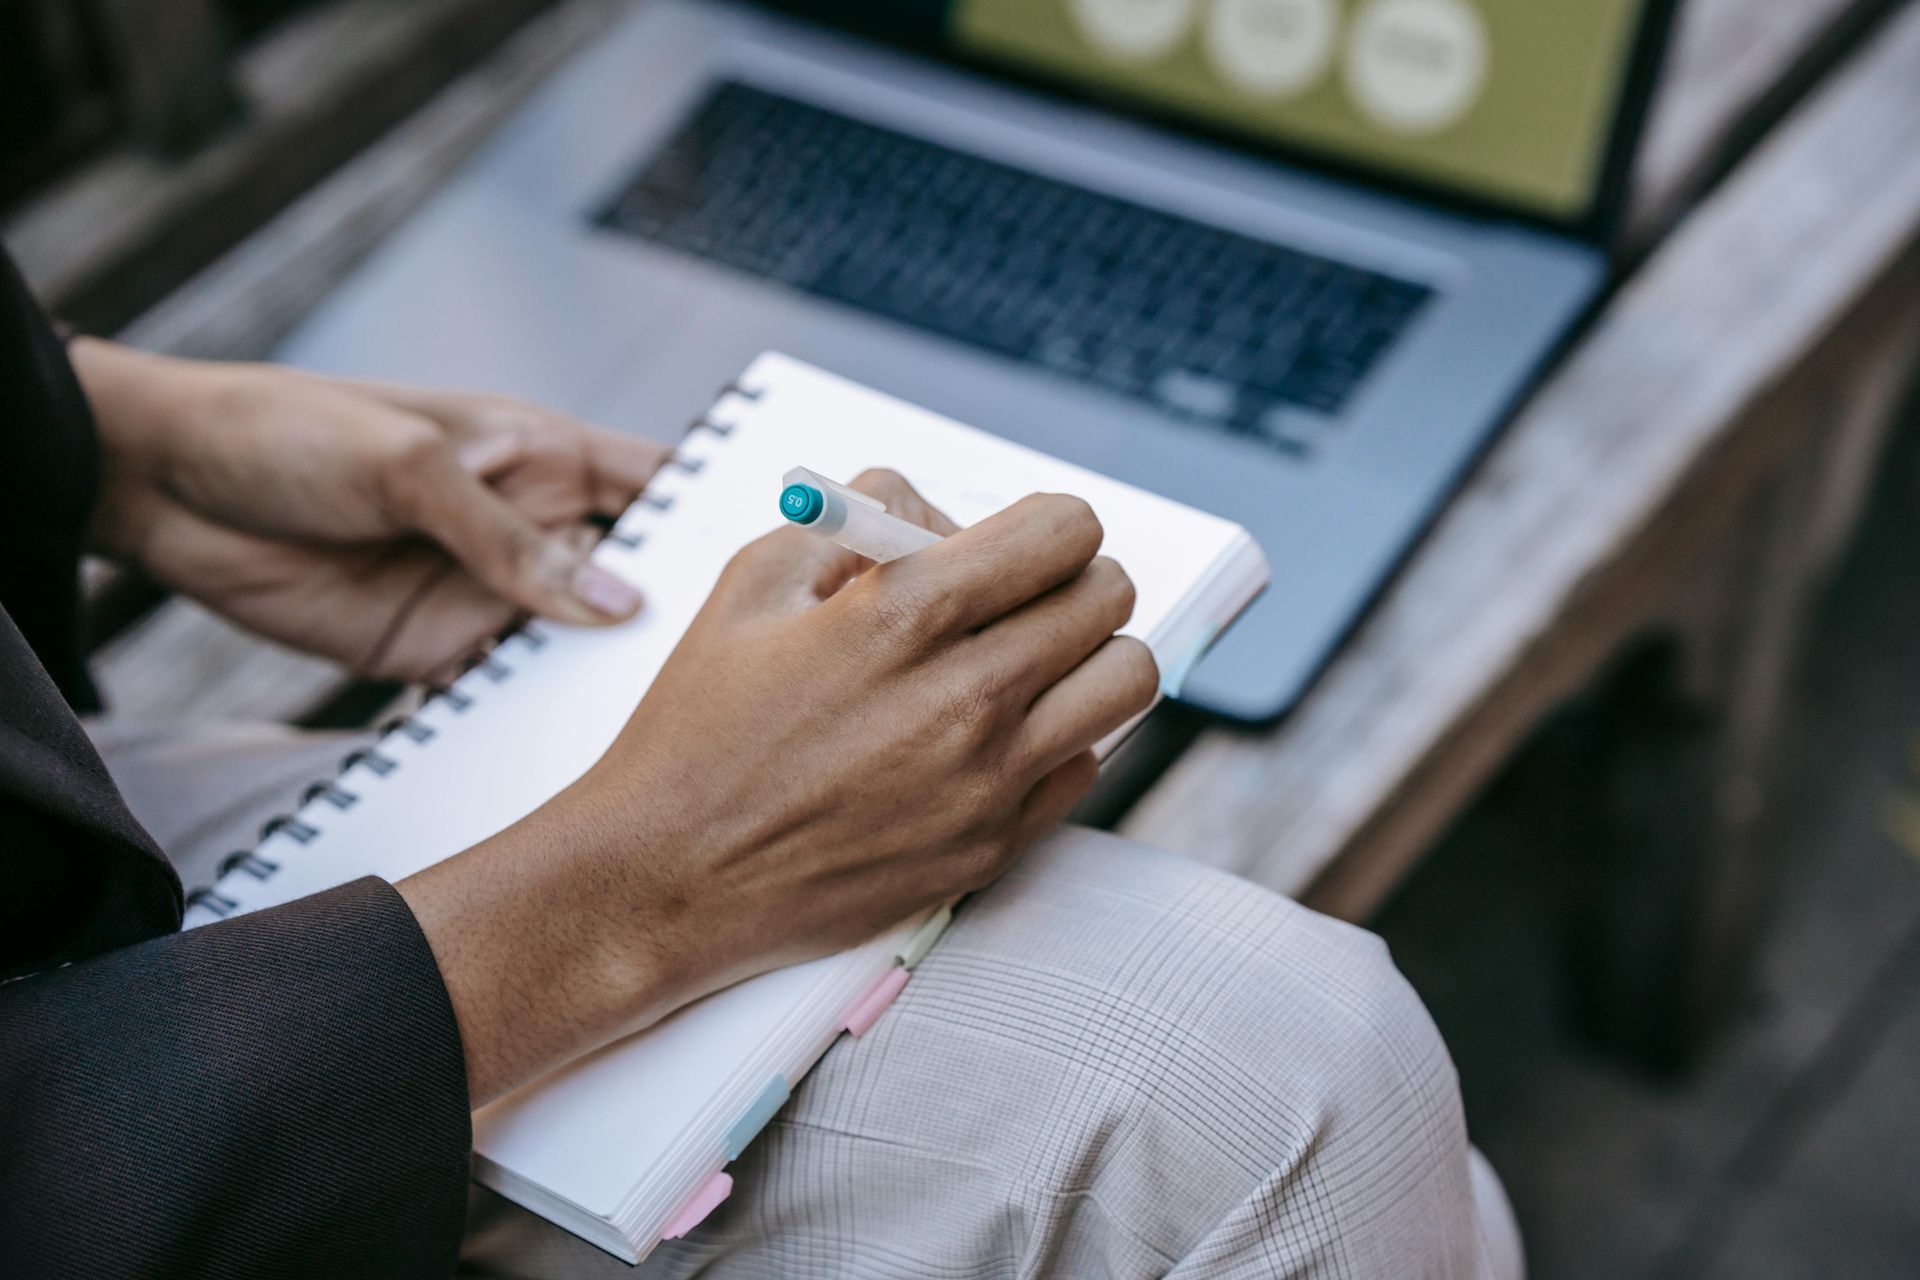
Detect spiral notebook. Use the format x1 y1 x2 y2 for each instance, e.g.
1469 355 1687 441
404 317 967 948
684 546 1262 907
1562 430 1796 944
181 353 1269 1261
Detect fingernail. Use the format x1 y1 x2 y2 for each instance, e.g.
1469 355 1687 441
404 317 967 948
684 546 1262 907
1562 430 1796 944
572 563 643 617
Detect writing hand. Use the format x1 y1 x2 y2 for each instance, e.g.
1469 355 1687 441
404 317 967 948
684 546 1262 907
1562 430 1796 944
400 471 1159 1101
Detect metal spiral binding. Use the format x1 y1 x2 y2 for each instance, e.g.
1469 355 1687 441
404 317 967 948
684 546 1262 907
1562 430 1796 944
186 887 240 916
219 849 280 879
422 683 474 713
186 382 760 919
303 779 358 811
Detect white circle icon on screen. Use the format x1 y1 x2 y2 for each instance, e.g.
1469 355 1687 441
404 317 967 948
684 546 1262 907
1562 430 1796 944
1346 0 1489 133
1207 0 1338 98
1071 0 1198 62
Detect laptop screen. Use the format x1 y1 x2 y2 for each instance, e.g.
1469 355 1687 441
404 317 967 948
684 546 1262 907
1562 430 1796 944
771 0 1662 229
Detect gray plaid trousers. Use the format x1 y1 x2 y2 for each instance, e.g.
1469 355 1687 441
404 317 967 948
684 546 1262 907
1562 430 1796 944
94 718 1520 1279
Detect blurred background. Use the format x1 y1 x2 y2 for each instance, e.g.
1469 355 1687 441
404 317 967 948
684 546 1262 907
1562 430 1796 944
4 2 1916 1275
1378 414 1920 1278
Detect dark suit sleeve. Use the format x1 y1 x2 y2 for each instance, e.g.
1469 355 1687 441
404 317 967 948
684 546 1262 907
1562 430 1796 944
0 877 472 1278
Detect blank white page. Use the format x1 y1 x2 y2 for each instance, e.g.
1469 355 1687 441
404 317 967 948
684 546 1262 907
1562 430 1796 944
659 354 1255 655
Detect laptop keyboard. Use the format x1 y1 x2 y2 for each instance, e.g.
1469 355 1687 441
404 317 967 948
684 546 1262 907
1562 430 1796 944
597 82 1434 455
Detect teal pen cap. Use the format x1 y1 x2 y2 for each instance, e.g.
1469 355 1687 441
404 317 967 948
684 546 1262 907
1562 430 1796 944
779 482 826 525
778 466 945 564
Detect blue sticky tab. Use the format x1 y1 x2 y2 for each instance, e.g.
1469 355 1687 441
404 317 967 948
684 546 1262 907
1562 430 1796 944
724 1075 791 1160
1160 624 1221 699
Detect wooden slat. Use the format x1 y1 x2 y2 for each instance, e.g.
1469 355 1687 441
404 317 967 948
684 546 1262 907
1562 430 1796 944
119 0 626 361
91 598 348 725
3 0 560 332
1626 0 1887 242
81 0 235 155
0 1 116 206
1121 2 1920 909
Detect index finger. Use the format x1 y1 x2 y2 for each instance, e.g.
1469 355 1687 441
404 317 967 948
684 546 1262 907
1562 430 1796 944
359 380 671 513
583 424 674 505
901 493 1104 634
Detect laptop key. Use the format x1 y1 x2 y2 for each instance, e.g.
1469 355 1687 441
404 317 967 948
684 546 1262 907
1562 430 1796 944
595 81 1435 457
1153 370 1240 421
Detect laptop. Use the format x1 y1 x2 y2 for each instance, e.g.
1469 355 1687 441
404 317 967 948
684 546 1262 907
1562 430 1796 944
278 0 1677 721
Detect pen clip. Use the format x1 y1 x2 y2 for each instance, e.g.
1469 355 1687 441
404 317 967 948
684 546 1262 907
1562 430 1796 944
783 465 888 512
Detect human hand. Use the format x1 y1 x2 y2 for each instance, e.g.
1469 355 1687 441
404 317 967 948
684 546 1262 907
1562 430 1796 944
400 471 1160 1101
72 339 667 679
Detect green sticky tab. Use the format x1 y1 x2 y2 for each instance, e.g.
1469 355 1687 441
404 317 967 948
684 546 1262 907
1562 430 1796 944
725 1075 791 1160
898 904 954 970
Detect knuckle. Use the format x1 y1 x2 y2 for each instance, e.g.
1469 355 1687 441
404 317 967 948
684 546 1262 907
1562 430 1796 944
957 833 1018 891
868 569 956 648
719 541 758 579
375 425 451 516
749 526 813 564
503 519 546 567
851 469 921 516
717 535 775 588
386 420 447 468
1042 761 1099 819
851 467 907 496
934 667 1004 745
467 394 535 431
486 393 543 423
960 769 1010 827
1042 494 1103 556
206 366 274 420
731 530 778 566
865 579 938 649
384 431 449 489
494 415 543 457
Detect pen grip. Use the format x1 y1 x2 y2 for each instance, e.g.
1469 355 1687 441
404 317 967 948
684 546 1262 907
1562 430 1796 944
835 499 943 563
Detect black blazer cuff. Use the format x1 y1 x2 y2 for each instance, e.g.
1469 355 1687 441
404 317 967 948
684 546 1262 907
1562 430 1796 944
1 876 472 1277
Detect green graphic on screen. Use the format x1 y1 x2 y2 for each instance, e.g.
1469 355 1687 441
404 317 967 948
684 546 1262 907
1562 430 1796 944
952 0 1648 220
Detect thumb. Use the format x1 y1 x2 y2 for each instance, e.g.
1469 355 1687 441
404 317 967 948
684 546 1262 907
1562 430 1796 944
403 450 642 625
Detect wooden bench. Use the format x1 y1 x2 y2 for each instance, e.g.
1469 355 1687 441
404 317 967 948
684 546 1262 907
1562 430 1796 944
1123 0 1920 1056
15 0 1920 1059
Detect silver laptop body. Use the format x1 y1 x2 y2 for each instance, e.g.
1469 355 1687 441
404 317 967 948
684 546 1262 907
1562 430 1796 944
279 0 1670 721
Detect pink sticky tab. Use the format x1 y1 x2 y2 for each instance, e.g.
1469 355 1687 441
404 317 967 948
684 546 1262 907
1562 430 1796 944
844 966 911 1037
662 1172 733 1240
